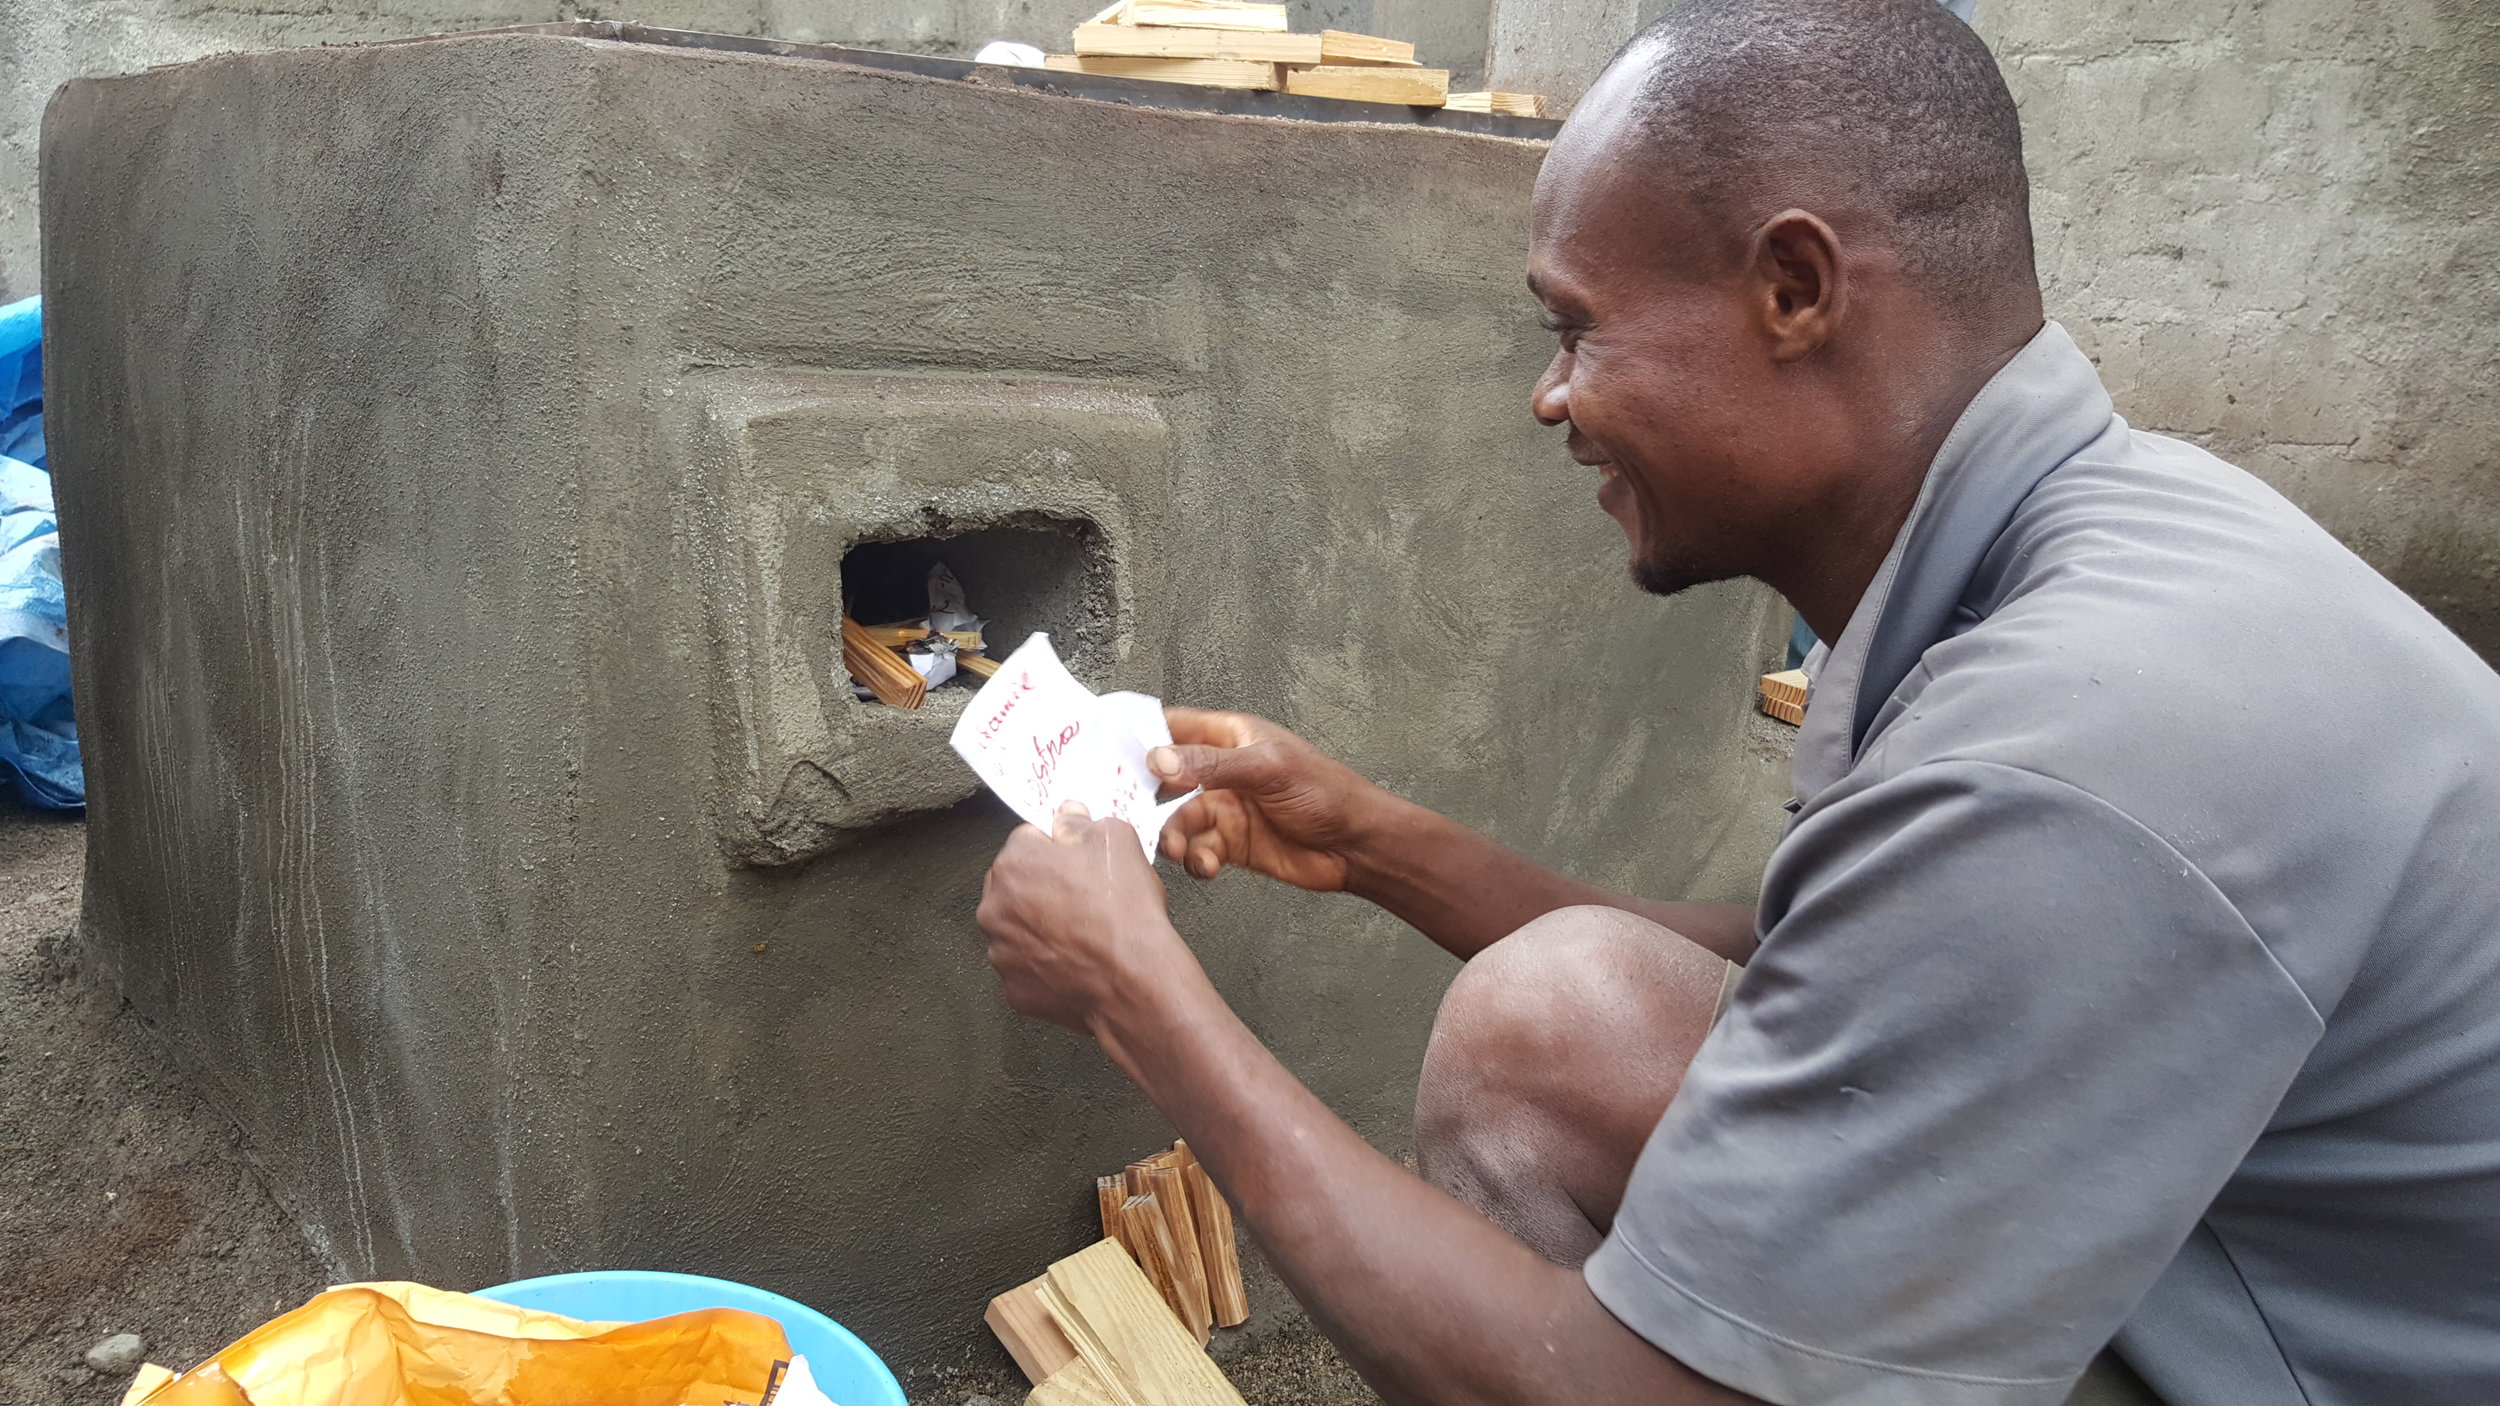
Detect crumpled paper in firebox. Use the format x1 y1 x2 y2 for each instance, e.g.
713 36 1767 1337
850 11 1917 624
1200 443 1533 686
116 1280 831 1406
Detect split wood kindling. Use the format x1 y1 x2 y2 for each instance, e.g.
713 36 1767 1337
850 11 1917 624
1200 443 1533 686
841 613 926 708
1758 668 1807 726
1045 3 1543 113
989 1141 1254 1404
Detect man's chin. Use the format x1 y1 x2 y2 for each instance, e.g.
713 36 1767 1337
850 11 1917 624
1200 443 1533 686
1630 554 1729 598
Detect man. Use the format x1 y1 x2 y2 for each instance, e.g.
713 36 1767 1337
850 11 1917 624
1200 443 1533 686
974 1 2500 1402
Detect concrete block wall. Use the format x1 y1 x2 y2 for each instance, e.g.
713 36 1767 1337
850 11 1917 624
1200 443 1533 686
1990 1 2500 663
1480 0 2500 665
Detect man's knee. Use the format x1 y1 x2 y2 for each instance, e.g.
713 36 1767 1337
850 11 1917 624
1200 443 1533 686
1422 905 1725 1107
1415 906 1729 1261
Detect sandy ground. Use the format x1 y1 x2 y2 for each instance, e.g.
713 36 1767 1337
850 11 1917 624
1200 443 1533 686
0 806 329 1405
0 802 1376 1406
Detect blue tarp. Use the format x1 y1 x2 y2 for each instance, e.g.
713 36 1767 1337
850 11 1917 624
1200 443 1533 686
0 293 79 809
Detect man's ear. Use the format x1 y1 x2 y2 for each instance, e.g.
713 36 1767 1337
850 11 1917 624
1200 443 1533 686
1749 209 1846 360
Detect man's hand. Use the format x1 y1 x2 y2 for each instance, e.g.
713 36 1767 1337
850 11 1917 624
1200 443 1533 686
1149 707 1758 964
980 813 1763 1406
972 789 1758 1406
1152 708 1400 889
976 804 1205 1036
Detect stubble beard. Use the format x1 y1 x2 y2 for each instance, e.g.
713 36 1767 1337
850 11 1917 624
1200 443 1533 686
1630 548 1731 598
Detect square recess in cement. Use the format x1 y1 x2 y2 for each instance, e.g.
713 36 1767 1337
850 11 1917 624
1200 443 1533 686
687 370 1176 867
840 517 1109 680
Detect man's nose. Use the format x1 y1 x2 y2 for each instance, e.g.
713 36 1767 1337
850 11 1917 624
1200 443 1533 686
1532 352 1571 427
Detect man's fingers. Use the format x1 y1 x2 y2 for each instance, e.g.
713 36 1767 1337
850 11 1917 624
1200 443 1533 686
1161 791 1245 878
1188 832 1224 880
1162 706 1265 749
1052 801 1093 841
1161 789 1219 836
1149 740 1280 794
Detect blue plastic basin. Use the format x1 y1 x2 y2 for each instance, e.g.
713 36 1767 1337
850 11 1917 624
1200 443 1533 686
473 1269 905 1406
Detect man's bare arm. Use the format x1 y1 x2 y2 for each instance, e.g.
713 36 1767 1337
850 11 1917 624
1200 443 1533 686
977 815 1762 1406
1348 796 1759 963
1153 708 1759 964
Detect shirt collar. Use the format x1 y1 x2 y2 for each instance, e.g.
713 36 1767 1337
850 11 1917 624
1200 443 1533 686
1791 321 2119 803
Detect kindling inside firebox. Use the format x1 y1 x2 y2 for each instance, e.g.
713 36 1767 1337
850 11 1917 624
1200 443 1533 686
837 516 1107 706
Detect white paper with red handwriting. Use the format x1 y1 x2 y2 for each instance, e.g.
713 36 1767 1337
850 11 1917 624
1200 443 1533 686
948 632 1194 860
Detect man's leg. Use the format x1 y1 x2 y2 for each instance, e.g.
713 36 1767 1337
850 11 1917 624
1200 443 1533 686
1414 904 1731 1267
1413 907 2170 1405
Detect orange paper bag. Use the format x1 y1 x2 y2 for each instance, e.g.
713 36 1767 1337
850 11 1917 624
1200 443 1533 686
126 1280 794 1406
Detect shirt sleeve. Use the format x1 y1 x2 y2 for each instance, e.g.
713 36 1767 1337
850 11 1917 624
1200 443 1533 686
1584 759 2324 1406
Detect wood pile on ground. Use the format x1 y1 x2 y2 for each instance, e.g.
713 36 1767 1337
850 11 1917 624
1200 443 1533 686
988 1141 1251 1404
1044 0 1547 114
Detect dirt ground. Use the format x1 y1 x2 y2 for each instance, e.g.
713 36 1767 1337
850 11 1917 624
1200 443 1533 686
0 806 329 1405
0 802 1375 1406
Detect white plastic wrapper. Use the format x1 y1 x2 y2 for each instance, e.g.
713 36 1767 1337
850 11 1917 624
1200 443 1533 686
948 632 1194 859
766 1353 839 1406
971 39 1047 67
907 640 957 689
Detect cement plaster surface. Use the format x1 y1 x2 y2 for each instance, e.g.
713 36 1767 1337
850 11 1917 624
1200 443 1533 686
0 0 1499 306
44 29 1787 1375
1987 0 2500 666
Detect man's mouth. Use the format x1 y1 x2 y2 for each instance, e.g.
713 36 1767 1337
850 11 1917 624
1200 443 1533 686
1596 462 1632 515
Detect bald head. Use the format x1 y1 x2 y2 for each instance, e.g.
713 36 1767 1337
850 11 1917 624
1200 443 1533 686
1523 0 2048 637
1565 0 2036 304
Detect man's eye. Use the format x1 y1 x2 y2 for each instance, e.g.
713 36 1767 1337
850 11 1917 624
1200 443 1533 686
1539 316 1585 347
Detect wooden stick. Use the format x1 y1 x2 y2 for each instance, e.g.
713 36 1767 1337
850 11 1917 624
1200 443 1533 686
1027 1357 1125 1406
958 653 1002 679
1282 65 1449 105
1036 1280 1151 1406
1098 1175 1132 1252
988 1275 1081 1383
1758 668 1809 708
1444 90 1549 117
1120 1193 1195 1339
1757 669 1808 725
1073 22 1322 63
1043 54 1285 89
1174 1143 1249 1327
840 613 925 708
1117 0 1289 31
1316 29 1418 65
1040 1240 1245 1406
858 619 931 648
1146 1164 1215 1340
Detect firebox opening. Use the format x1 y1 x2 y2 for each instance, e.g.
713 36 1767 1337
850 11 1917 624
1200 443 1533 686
838 515 1108 700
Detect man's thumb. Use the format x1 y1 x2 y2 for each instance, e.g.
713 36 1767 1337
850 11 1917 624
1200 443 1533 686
1150 741 1274 792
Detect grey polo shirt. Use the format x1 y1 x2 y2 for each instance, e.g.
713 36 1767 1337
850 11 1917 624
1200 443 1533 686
1585 322 2500 1405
